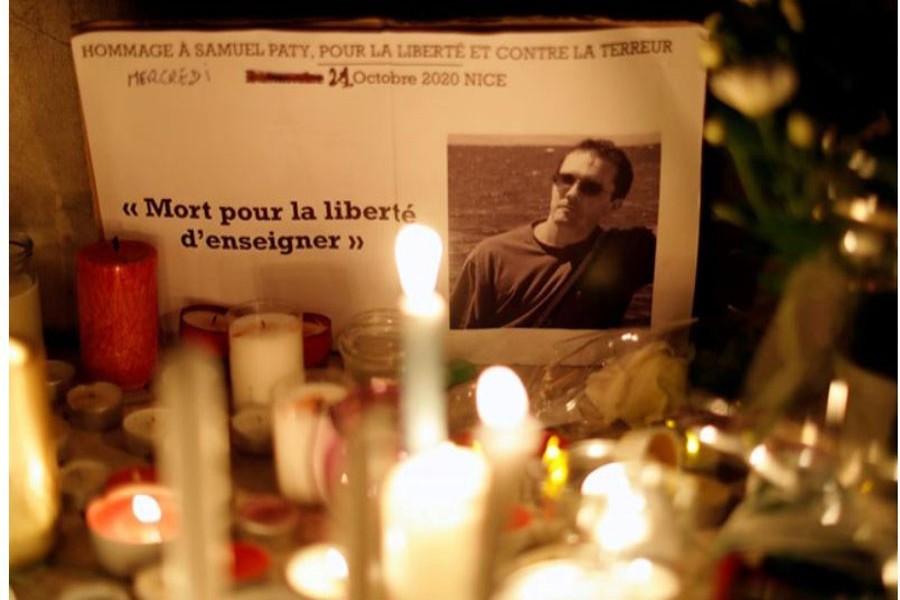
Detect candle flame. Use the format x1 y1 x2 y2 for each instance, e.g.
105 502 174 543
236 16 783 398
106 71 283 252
325 547 349 579
132 493 162 524
826 379 849 427
541 436 568 499
475 366 529 429
395 224 442 301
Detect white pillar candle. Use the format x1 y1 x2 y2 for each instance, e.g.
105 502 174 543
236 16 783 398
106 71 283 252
272 379 347 504
228 301 305 410
8 337 59 568
474 366 542 599
156 347 232 600
394 224 447 454
381 442 489 600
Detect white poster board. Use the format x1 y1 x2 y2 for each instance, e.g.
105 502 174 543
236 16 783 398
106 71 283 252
71 22 707 364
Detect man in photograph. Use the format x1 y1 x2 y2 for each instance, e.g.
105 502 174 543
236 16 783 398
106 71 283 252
449 138 656 329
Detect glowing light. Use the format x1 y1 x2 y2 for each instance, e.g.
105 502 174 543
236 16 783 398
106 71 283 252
826 379 849 427
685 432 701 457
132 494 162 524
476 366 529 429
541 436 568 499
395 224 442 303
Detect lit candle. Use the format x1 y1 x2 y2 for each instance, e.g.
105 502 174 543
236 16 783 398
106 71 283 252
9 337 60 569
394 224 447 454
271 379 347 504
494 559 605 600
228 300 305 410
608 558 681 600
825 379 849 428
76 237 158 390
156 347 233 600
85 483 178 577
381 442 489 600
285 543 349 600
180 303 230 359
475 366 542 600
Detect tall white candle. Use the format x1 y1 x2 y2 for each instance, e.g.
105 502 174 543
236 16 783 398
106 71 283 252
395 224 447 454
475 366 541 600
229 303 305 409
8 337 59 568
381 442 488 600
156 347 232 600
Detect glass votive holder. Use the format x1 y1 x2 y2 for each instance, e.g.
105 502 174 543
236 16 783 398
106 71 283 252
337 309 403 384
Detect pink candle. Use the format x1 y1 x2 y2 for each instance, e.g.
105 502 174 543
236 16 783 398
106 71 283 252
77 238 158 390
86 483 178 576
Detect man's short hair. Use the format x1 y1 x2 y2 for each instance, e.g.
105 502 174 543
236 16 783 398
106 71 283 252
558 139 634 200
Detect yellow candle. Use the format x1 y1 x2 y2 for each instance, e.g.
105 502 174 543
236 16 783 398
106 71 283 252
9 337 60 568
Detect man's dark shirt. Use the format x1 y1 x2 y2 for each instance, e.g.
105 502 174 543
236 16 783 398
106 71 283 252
450 223 655 329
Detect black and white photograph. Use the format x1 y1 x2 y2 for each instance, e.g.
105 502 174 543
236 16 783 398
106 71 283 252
448 134 661 330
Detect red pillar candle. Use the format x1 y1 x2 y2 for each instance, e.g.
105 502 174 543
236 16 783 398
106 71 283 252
77 238 158 390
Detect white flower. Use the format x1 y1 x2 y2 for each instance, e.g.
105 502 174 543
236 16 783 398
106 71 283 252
710 62 799 118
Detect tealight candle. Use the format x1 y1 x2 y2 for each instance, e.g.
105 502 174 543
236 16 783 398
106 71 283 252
228 300 305 410
394 224 448 454
495 558 605 600
231 407 273 455
608 558 681 600
85 483 178 577
76 238 158 390
236 494 300 543
180 303 230 359
67 382 124 431
284 543 349 600
46 359 76 405
60 459 111 511
123 407 169 457
381 442 489 600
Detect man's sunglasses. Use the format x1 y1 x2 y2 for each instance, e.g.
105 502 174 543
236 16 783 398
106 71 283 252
553 173 605 196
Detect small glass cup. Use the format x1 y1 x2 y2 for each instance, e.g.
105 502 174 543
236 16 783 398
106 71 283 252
10 231 44 349
337 309 403 384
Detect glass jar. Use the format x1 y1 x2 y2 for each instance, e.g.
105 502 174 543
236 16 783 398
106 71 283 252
337 309 403 384
9 231 43 349
712 424 894 599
